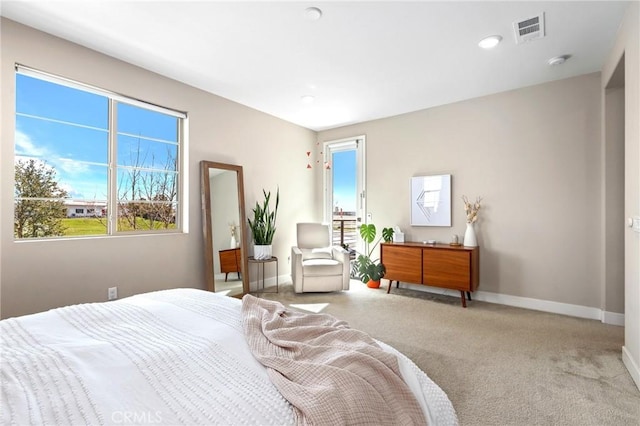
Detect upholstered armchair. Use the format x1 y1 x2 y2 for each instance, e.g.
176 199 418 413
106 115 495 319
291 223 350 293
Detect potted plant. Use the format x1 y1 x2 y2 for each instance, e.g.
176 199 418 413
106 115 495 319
247 187 279 259
354 223 394 288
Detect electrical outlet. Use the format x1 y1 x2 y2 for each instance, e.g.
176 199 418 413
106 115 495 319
108 287 118 301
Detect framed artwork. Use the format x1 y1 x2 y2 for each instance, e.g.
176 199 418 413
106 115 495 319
410 174 452 226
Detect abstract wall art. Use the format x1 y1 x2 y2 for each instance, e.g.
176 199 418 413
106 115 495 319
410 174 451 226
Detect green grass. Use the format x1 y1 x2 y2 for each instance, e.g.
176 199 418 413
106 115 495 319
61 218 107 236
62 217 176 236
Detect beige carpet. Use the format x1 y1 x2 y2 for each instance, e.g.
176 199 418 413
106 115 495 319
256 280 640 426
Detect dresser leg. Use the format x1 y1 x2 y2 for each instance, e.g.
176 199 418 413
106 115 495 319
460 291 467 308
466 291 472 301
387 280 393 294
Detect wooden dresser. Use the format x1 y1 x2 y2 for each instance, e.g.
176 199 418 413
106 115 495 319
219 247 241 281
380 242 479 307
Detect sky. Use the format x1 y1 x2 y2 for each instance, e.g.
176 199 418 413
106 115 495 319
15 73 178 203
332 150 356 213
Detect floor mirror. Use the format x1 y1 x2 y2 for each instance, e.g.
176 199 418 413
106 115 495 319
201 161 249 297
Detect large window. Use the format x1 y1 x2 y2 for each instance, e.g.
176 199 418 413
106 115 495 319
14 65 187 239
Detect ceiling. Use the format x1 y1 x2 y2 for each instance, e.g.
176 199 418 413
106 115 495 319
0 1 631 131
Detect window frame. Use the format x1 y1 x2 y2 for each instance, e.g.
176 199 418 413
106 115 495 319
14 64 189 240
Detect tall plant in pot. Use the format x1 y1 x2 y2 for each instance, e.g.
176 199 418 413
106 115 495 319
248 187 279 259
355 224 394 288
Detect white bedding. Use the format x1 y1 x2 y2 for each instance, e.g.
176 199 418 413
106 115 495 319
1 288 457 425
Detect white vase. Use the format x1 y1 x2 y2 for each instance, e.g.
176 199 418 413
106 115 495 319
463 222 478 247
254 244 272 260
230 235 237 249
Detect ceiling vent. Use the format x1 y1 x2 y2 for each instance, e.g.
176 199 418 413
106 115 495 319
513 13 545 44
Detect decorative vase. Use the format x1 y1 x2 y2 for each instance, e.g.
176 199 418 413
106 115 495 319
367 279 381 289
254 244 272 260
230 235 237 249
463 222 478 247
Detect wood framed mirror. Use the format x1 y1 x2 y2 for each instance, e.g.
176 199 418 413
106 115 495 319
200 161 249 297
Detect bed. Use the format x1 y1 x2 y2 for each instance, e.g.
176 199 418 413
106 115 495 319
1 288 458 425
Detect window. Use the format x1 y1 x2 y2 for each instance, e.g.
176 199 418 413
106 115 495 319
14 65 187 239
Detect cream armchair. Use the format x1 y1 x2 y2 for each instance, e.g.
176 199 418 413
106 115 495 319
291 223 350 293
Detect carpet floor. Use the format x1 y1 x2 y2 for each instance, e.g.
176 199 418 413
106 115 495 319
256 280 640 426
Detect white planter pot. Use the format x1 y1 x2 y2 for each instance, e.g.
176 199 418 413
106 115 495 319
254 244 272 260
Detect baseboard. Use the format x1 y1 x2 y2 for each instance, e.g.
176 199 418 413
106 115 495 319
603 311 625 326
622 346 640 391
397 282 623 325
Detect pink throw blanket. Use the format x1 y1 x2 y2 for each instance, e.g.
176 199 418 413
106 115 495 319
241 294 428 425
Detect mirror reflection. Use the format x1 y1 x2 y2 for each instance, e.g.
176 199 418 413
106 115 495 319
201 161 249 297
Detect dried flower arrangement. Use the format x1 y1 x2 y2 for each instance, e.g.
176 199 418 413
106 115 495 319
462 196 482 223
229 223 237 237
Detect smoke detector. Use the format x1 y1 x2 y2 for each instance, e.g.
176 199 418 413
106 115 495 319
513 13 545 44
548 55 571 66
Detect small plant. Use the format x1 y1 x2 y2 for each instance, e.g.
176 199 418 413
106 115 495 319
354 224 394 283
247 187 279 245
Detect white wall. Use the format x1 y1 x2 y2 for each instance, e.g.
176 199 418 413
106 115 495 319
603 84 625 316
602 1 640 390
319 73 604 309
0 19 317 319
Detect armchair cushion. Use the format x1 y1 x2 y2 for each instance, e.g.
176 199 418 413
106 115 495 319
301 247 333 261
302 259 343 276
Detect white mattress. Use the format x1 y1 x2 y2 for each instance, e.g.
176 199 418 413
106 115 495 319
1 288 457 425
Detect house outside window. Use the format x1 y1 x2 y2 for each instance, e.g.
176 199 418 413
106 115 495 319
14 65 187 239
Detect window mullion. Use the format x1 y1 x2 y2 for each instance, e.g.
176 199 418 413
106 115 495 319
108 99 118 235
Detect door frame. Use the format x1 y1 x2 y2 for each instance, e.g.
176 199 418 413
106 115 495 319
323 135 366 250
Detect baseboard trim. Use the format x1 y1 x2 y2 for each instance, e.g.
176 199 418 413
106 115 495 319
397 282 623 325
622 346 640 391
603 311 625 326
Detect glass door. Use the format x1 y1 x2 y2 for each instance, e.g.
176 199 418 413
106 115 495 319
324 136 365 256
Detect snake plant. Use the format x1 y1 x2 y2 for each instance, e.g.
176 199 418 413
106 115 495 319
247 187 279 245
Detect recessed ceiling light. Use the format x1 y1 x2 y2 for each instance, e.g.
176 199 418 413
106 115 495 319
301 95 315 103
304 7 322 21
548 54 571 66
478 35 502 49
